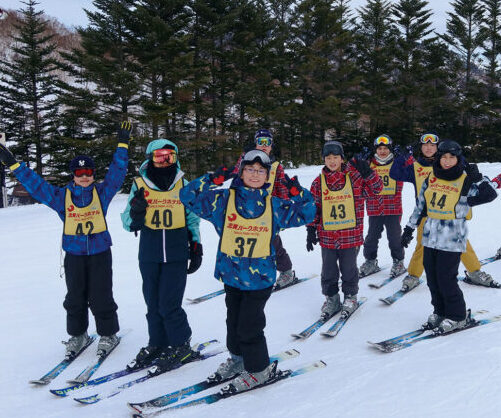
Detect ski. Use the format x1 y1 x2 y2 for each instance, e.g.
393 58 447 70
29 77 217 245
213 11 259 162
187 275 317 304
131 360 327 417
66 329 131 384
358 264 390 279
368 269 406 289
291 315 334 340
368 314 501 353
29 334 97 385
73 340 222 404
379 278 424 305
320 297 367 338
127 349 300 414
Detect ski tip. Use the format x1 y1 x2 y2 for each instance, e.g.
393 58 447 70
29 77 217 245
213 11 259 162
73 395 98 404
132 414 143 418
29 379 49 385
320 332 334 338
127 402 142 413
379 298 392 305
50 389 68 397
290 334 306 340
368 284 380 289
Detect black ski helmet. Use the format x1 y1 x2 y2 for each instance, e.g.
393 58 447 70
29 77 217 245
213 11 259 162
322 141 345 159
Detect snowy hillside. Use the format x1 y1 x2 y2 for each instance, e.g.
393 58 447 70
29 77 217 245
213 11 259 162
2 163 501 418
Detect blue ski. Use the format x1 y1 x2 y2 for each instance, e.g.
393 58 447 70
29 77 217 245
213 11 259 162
131 360 327 417
320 297 367 338
127 349 300 414
29 335 97 385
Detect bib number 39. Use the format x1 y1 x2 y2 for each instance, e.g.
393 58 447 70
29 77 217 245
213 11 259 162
234 237 257 257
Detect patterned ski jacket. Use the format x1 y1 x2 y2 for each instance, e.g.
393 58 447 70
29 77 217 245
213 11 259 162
121 139 200 263
365 156 403 216
492 173 501 189
11 146 128 255
389 153 433 200
180 174 315 290
407 163 497 253
232 152 289 199
309 163 383 249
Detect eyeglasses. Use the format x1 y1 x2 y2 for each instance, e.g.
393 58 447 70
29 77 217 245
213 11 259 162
374 136 391 146
255 136 272 147
152 149 177 163
420 134 439 144
243 167 267 176
74 168 94 177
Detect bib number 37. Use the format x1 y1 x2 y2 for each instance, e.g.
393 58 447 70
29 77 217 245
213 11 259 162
234 237 257 257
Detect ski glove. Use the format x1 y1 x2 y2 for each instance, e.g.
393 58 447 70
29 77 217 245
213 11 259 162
187 241 203 274
401 226 414 248
467 181 498 207
351 157 372 179
0 143 17 167
210 166 235 186
117 121 133 146
284 174 301 197
306 226 318 252
393 145 413 158
462 163 482 194
130 187 148 222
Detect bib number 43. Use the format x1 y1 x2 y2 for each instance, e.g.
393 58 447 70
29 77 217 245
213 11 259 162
330 204 346 220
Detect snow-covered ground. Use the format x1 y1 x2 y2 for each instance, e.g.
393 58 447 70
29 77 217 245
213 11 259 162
2 162 501 418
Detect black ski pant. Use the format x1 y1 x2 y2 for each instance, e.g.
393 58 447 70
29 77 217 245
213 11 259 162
273 234 292 272
139 260 191 348
321 246 359 297
363 215 404 261
423 247 466 321
63 249 119 336
224 284 273 373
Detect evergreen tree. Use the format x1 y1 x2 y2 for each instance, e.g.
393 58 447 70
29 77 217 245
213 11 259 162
0 0 60 176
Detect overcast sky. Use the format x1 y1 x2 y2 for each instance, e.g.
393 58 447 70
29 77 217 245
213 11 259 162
1 0 452 33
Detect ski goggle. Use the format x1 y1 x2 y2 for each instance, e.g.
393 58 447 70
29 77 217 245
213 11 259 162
152 149 177 164
73 168 94 177
374 136 392 146
420 134 439 144
255 136 273 147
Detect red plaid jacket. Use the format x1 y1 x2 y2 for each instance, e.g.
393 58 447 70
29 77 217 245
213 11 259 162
492 173 501 189
309 163 383 249
232 152 289 199
365 157 403 216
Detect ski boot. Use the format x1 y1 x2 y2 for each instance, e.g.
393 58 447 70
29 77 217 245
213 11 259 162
220 361 279 395
274 269 297 290
464 270 498 287
63 332 91 358
435 311 472 334
126 345 162 371
341 294 358 316
97 334 119 357
320 293 341 320
422 313 444 330
359 259 380 277
401 274 420 291
207 353 244 384
390 258 406 278
148 341 200 376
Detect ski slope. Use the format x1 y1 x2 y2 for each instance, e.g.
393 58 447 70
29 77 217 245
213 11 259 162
1 162 501 418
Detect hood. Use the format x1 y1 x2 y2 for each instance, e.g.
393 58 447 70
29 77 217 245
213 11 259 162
139 138 181 174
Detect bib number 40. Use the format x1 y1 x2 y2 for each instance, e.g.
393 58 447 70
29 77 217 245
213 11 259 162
151 209 172 228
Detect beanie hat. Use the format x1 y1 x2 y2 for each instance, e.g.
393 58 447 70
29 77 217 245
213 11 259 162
254 129 273 145
322 141 345 159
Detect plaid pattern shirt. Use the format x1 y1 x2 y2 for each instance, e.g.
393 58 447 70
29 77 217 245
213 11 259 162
309 163 383 249
365 157 403 216
492 173 501 189
232 152 290 199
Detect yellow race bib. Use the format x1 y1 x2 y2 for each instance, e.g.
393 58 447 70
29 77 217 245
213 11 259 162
414 162 433 197
424 173 472 220
136 177 186 230
321 174 357 231
64 188 107 235
371 161 396 195
266 161 279 194
220 189 273 258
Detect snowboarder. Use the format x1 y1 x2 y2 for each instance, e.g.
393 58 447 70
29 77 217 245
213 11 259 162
359 135 406 278
180 149 315 394
307 141 383 319
390 133 497 289
230 129 297 289
400 140 497 333
121 139 202 373
0 122 132 357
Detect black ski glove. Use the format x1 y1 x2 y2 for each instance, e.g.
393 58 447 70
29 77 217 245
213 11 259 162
401 226 414 248
351 157 372 179
467 182 498 207
306 226 318 252
393 145 413 159
117 121 133 146
130 187 148 222
284 174 302 197
462 163 482 194
210 166 235 186
187 241 203 274
0 143 17 167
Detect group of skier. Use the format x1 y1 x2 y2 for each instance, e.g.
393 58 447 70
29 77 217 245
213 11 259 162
0 124 500 395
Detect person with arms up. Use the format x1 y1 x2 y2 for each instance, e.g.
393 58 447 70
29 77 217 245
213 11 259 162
180 150 315 394
121 139 202 374
400 140 497 333
359 135 406 278
0 122 132 357
307 141 383 320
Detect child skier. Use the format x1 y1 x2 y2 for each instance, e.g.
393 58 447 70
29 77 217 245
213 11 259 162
180 150 315 394
390 133 498 289
400 140 497 333
359 135 406 278
229 129 297 289
0 122 132 357
121 139 202 373
307 141 383 319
